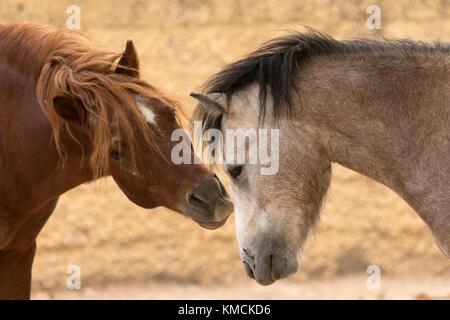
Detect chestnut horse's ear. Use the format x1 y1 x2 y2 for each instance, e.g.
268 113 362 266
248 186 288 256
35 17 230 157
115 40 140 78
190 92 227 116
53 95 87 126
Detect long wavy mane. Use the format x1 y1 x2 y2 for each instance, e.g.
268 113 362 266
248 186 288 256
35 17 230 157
0 23 181 178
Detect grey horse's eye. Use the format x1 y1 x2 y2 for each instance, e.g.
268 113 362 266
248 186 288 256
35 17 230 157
226 165 243 180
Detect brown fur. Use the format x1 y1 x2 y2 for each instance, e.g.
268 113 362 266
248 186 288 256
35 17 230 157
0 23 233 299
1 23 177 178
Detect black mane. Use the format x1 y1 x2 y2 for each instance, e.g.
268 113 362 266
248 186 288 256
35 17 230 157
199 29 450 126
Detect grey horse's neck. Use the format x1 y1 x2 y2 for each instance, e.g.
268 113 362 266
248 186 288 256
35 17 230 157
296 52 450 255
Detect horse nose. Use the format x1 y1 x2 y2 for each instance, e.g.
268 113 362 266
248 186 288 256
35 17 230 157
242 245 299 285
187 173 234 228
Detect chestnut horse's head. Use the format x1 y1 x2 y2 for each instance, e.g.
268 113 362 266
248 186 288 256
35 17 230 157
37 38 233 229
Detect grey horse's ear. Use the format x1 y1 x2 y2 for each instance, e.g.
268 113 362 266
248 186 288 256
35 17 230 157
190 92 227 116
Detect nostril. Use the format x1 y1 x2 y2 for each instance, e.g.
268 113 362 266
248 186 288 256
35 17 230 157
269 254 273 270
243 261 255 279
242 248 255 260
187 193 213 212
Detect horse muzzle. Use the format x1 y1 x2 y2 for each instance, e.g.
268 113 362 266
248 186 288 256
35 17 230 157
241 241 299 285
184 173 234 229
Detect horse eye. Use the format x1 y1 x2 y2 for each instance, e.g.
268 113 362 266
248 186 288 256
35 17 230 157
227 165 243 179
110 149 125 161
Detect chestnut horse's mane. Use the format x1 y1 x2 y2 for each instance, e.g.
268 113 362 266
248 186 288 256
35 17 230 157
0 23 180 178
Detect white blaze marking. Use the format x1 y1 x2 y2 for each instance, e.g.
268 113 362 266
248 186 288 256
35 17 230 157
137 102 157 126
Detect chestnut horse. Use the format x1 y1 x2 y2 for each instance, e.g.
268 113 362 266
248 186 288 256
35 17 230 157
0 23 233 299
192 31 450 285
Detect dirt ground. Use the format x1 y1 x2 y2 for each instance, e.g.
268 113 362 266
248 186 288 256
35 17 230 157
31 276 450 300
1 0 450 299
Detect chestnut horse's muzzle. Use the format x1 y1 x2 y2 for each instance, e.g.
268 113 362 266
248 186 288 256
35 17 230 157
184 174 234 229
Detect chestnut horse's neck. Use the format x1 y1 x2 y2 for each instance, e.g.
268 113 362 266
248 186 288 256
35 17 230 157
0 59 94 212
0 23 65 80
0 24 97 211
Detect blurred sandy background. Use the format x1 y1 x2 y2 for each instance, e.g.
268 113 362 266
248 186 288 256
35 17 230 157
1 0 449 299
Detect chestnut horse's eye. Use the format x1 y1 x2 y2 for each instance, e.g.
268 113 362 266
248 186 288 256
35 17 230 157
110 149 125 161
226 165 243 180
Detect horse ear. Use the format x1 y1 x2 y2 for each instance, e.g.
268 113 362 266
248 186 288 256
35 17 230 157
190 92 227 116
53 95 87 126
115 40 140 78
